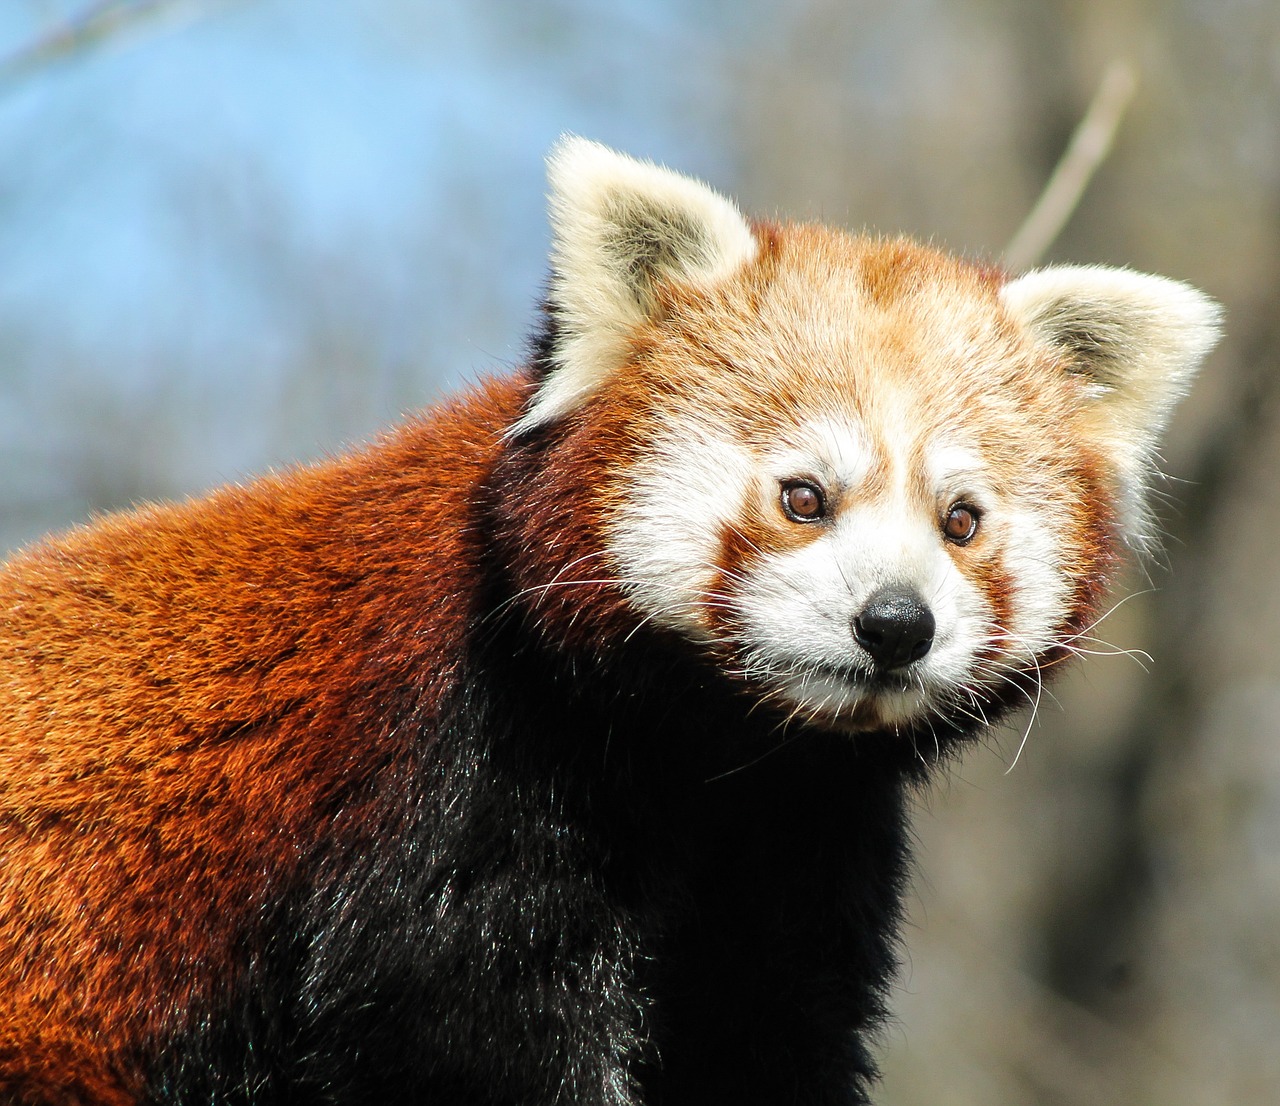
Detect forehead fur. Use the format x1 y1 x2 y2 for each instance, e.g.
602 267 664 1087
625 225 1072 459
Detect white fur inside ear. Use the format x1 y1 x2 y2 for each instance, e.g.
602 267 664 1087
1002 264 1222 544
511 137 758 434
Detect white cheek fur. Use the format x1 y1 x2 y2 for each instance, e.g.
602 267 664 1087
604 427 753 639
998 507 1072 656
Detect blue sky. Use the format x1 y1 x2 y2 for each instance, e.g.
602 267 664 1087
1 1 745 363
0 0 771 545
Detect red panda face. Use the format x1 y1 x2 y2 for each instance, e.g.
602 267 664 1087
592 234 1111 734
519 139 1221 738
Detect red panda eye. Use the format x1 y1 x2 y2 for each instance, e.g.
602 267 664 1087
943 503 980 544
781 481 826 523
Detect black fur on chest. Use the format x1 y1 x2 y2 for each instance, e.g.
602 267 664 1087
147 585 923 1106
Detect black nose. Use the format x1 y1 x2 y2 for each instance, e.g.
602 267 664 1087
852 587 935 670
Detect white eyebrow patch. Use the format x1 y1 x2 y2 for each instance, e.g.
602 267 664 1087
767 416 875 489
926 442 988 496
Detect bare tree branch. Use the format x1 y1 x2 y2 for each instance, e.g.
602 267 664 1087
1004 59 1139 272
0 0 217 92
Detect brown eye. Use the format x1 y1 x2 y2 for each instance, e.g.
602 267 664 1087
943 503 980 544
781 481 826 523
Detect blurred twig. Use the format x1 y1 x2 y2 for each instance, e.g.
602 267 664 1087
1004 60 1139 272
0 0 212 93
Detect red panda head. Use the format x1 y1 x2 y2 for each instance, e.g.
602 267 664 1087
511 138 1221 737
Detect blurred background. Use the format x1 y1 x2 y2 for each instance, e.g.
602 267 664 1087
2 1 1278 1101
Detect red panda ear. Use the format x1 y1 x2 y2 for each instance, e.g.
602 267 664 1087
1001 265 1222 546
511 137 758 434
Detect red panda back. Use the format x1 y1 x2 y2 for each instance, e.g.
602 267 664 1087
0 375 523 1098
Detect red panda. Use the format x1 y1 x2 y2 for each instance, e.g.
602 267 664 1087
0 138 1220 1105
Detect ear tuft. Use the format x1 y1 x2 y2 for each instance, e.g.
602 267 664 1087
1001 265 1223 545
512 137 757 434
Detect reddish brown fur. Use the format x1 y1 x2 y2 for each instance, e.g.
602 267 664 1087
0 376 526 1100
